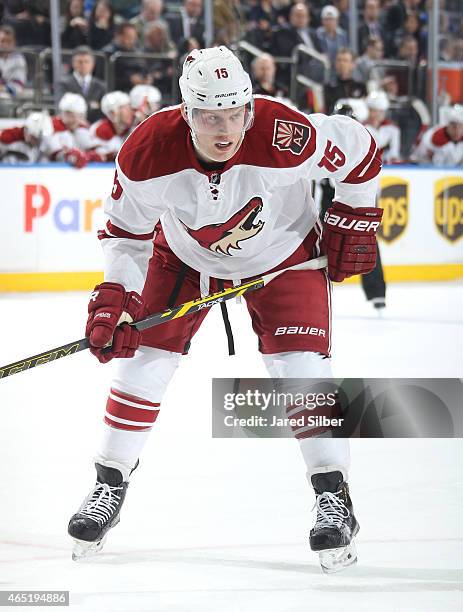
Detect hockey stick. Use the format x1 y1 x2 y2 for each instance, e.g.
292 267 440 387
0 255 327 380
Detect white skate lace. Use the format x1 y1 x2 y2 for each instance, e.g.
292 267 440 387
78 483 123 527
313 491 350 529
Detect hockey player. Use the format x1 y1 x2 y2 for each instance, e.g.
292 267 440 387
45 93 102 168
129 84 162 128
320 98 386 312
411 104 463 166
0 111 53 163
68 47 383 572
364 91 401 164
89 91 134 161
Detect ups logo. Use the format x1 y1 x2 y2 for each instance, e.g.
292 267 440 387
434 178 463 243
377 177 409 243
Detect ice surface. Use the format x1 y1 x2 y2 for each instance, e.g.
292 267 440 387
0 281 462 611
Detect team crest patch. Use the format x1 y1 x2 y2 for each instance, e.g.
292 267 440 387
272 119 311 155
182 197 265 256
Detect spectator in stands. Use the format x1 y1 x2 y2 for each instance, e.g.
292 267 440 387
244 16 275 55
178 36 201 63
394 11 426 59
272 0 294 25
396 34 419 65
353 36 385 85
247 0 277 29
61 0 89 49
144 21 176 55
251 53 288 98
324 48 367 114
0 25 27 99
131 0 168 47
213 0 246 46
439 36 454 62
102 23 145 92
144 22 177 96
358 0 385 54
411 104 463 166
383 0 425 56
166 0 205 50
314 5 348 66
272 3 317 58
88 0 114 50
333 0 350 34
4 1 51 47
57 46 106 123
450 38 463 62
384 0 425 31
110 0 141 20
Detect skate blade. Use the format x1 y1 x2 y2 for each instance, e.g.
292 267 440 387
319 541 357 574
71 535 108 562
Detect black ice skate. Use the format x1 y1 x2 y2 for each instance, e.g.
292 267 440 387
309 468 359 574
68 458 138 561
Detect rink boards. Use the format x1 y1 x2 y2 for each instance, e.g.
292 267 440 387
0 163 462 291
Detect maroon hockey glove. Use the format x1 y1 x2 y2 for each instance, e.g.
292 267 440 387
322 202 383 282
64 147 88 169
86 282 144 363
85 150 105 163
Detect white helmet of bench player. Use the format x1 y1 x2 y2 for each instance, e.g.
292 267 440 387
59 92 87 117
129 84 162 115
366 91 390 112
448 104 463 125
101 91 131 118
179 46 254 161
24 111 53 140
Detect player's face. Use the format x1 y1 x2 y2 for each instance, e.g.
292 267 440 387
335 53 354 79
61 111 80 130
24 132 39 146
368 109 385 126
193 106 247 162
447 121 463 141
112 104 134 131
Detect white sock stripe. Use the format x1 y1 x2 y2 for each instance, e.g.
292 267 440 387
109 392 160 411
105 411 154 427
286 405 307 418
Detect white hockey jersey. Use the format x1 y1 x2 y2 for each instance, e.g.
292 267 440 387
412 125 463 166
364 119 401 163
100 96 382 292
0 126 46 163
43 117 94 160
89 118 131 162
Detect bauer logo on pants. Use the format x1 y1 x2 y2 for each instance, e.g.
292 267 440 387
377 177 409 243
434 177 463 243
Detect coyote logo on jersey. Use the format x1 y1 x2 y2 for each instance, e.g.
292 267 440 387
272 119 312 155
183 197 265 256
